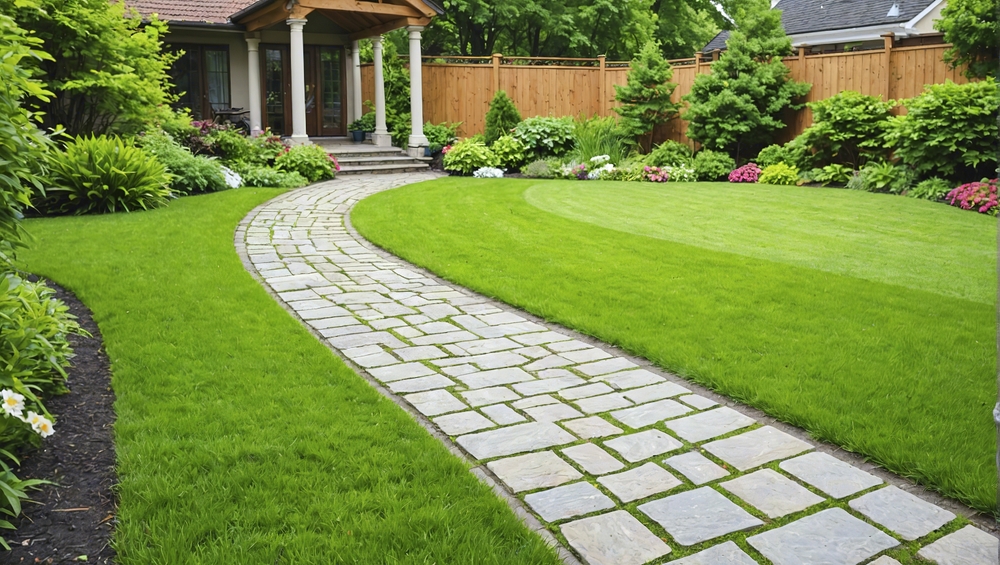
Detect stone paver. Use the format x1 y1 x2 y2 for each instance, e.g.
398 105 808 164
917 525 1000 565
597 463 682 503
639 487 763 546
524 481 616 522
720 468 825 518
663 451 730 485
747 508 899 565
779 452 882 499
560 510 671 565
241 174 993 565
486 451 582 492
849 486 956 541
670 541 759 565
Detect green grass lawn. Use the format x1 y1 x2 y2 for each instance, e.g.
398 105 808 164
17 189 562 564
352 178 998 514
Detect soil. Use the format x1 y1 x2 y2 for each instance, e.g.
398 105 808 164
6 281 116 565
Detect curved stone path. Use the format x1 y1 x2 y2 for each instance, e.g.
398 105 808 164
236 174 998 565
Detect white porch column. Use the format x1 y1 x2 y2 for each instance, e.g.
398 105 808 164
371 35 391 147
406 26 429 157
287 18 310 145
350 39 363 122
245 36 263 136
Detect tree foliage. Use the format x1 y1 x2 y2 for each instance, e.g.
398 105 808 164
682 0 810 158
652 0 730 59
614 41 680 144
935 0 998 79
1 0 177 136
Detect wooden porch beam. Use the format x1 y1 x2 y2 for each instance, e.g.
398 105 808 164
348 16 430 40
241 1 314 31
299 0 422 18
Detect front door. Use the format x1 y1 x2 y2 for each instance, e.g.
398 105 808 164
261 45 346 137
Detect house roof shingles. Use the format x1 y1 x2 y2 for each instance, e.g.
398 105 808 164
128 0 257 25
703 0 939 52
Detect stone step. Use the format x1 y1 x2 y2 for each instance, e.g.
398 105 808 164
335 155 425 166
338 162 431 175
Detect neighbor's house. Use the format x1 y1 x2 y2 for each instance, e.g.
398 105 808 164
703 0 947 54
128 0 443 155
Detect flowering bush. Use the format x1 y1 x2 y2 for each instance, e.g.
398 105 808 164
662 164 698 183
643 166 670 182
473 167 504 178
946 179 998 215
729 163 761 183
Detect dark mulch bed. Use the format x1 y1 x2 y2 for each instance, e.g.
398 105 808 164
7 280 116 564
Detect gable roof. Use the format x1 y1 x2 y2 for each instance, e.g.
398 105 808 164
703 0 940 52
128 0 443 26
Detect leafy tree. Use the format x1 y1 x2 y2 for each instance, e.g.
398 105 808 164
484 91 522 144
0 7 52 265
682 0 810 159
935 0 998 79
652 0 726 59
2 0 177 136
614 41 680 149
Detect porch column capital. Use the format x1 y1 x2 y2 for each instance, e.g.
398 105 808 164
287 18 308 29
407 24 428 155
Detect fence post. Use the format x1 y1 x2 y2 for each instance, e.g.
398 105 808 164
492 53 501 94
881 33 894 101
693 51 701 74
598 55 607 117
712 48 721 62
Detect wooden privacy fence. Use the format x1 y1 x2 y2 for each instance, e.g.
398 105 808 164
361 37 968 146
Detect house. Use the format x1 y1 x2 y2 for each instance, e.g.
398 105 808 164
702 0 946 55
128 0 443 155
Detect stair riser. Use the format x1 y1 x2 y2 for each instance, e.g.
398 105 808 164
337 159 424 166
339 166 430 175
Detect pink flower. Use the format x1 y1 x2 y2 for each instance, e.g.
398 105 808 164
729 163 761 183
947 179 998 216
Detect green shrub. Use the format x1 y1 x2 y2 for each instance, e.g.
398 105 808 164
884 79 999 179
36 135 171 215
799 90 895 168
521 159 557 178
759 162 800 185
491 135 527 169
484 91 522 145
571 116 632 165
275 145 337 183
140 131 227 194
693 150 736 181
908 178 955 200
644 140 693 168
513 116 575 157
424 122 459 151
755 144 788 169
206 128 255 163
859 161 914 193
443 140 499 175
811 163 854 186
228 162 308 188
613 41 680 141
782 135 818 171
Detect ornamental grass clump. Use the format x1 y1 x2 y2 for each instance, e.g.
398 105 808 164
946 179 998 215
729 163 761 183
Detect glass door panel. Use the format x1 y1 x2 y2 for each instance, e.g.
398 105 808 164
263 47 287 136
320 48 344 136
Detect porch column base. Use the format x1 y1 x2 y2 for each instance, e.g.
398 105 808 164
372 133 392 147
288 135 312 146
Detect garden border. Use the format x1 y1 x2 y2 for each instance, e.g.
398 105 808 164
233 176 997 564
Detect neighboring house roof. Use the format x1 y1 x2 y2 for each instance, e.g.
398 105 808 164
129 0 443 26
702 0 942 52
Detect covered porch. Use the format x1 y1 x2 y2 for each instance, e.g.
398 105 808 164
232 0 441 156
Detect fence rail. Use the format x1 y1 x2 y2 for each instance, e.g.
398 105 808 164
362 38 968 146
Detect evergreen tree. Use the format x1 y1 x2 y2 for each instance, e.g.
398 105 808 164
484 91 522 144
614 41 680 149
683 0 810 159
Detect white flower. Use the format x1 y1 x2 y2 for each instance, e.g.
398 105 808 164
587 163 615 180
26 411 54 438
473 167 505 178
1 389 24 418
590 155 611 164
222 166 243 189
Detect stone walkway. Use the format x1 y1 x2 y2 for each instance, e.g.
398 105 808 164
236 173 998 565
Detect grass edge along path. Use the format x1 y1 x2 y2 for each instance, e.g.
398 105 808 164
17 188 563 564
351 178 997 515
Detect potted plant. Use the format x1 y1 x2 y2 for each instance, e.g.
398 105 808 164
348 113 375 142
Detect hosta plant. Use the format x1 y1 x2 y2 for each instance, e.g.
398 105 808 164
513 117 575 157
37 135 171 215
443 140 499 174
908 178 954 201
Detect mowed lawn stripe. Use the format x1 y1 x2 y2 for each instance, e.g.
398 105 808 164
352 178 996 513
19 188 562 565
